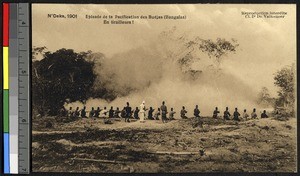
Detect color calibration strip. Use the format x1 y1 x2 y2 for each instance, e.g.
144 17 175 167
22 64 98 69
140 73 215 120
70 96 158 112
3 3 30 174
3 3 10 174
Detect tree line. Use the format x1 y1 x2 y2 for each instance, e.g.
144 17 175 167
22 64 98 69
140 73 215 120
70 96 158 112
32 47 295 117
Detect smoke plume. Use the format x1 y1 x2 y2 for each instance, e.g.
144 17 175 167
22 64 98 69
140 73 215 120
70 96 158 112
66 27 261 116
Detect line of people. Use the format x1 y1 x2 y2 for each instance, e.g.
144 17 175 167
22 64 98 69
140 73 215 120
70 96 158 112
219 107 268 121
61 101 269 123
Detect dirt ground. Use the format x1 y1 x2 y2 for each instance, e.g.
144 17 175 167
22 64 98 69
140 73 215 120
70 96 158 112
32 116 297 173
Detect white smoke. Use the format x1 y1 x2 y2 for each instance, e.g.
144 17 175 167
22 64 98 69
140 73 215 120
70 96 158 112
66 27 263 116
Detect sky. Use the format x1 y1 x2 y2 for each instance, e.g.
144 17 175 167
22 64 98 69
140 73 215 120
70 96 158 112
32 4 296 112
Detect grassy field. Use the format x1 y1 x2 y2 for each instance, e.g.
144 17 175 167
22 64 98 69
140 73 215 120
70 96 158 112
32 116 297 173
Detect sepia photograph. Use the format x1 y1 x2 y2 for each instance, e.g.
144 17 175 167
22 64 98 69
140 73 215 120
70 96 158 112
31 4 297 173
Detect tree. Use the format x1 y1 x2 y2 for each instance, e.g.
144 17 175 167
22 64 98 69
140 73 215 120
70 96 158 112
257 87 274 108
32 46 47 60
32 49 96 116
274 65 295 115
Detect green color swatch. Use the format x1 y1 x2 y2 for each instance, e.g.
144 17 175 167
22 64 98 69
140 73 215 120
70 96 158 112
3 90 9 133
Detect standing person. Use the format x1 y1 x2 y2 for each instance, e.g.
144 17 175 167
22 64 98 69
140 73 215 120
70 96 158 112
223 107 231 120
161 101 168 123
212 107 220 118
261 110 268 118
180 106 188 119
125 102 132 123
134 107 140 119
242 109 249 120
148 107 154 120
233 108 240 121
251 108 257 119
139 101 147 123
154 108 161 120
109 106 114 118
169 108 176 120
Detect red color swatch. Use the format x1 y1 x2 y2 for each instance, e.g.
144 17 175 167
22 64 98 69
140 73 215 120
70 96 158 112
3 3 9 46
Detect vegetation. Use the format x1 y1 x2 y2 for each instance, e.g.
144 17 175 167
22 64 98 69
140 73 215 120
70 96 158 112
32 48 96 116
273 64 295 116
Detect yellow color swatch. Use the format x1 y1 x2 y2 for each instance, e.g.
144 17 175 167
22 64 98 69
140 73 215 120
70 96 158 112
3 47 9 89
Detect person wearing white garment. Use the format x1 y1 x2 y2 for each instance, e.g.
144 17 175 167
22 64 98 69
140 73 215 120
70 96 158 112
100 107 108 118
139 101 147 123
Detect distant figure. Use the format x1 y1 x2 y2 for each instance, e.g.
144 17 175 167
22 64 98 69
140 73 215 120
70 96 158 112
94 107 100 118
109 106 114 118
261 110 269 118
134 107 140 119
169 108 176 120
242 109 249 120
139 101 147 123
213 107 220 118
154 108 161 120
161 101 168 123
68 107 73 118
194 105 200 118
148 107 155 120
100 107 108 118
114 107 121 118
89 107 95 118
233 108 240 121
125 102 132 122
223 107 231 120
180 106 188 119
59 107 67 117
121 107 126 118
74 107 80 118
81 106 87 118
102 107 111 124
251 108 257 119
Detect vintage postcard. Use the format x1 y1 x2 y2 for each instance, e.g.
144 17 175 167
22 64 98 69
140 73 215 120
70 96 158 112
31 4 297 173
